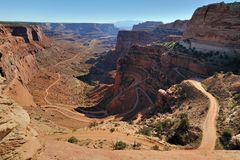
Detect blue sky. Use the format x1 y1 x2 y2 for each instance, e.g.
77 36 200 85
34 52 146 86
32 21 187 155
0 0 237 23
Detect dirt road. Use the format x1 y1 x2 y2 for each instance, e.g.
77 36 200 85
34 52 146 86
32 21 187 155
187 80 219 151
44 73 61 105
38 140 240 160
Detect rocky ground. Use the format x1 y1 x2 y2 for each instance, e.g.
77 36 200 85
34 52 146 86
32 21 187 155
203 73 240 149
0 76 41 160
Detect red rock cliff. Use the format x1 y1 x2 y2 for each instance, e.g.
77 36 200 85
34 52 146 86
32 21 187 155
182 2 240 53
0 24 48 84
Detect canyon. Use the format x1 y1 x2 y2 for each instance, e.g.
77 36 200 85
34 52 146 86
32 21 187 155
0 1 240 160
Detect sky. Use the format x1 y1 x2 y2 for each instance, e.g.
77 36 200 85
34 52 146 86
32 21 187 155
0 0 237 23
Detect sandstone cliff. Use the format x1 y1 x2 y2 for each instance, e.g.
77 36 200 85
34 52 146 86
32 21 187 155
104 41 223 117
0 76 41 160
115 20 188 56
0 24 47 84
115 31 158 56
97 2 240 117
181 2 240 53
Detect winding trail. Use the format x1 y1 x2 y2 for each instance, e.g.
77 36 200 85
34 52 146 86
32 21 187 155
187 80 219 151
44 73 61 105
54 53 80 67
42 72 116 123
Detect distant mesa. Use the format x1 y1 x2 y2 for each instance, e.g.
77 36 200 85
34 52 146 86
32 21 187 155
132 21 164 31
39 23 119 38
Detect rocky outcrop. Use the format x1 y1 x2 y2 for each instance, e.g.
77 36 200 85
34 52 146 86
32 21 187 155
0 76 41 160
182 2 240 53
156 20 188 32
8 25 47 43
115 31 158 56
160 52 216 75
115 20 188 56
0 24 48 84
132 20 188 32
104 45 177 116
132 21 163 31
104 42 222 116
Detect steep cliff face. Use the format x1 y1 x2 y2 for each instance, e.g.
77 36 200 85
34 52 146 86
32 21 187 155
182 2 240 53
115 31 158 56
101 2 240 116
105 45 179 116
0 24 47 84
115 20 188 56
8 25 47 43
105 42 221 117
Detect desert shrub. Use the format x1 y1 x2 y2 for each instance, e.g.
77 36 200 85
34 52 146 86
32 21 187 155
132 141 141 150
114 141 127 150
110 128 115 133
167 113 191 145
67 136 79 144
89 121 98 128
154 122 163 134
151 145 159 150
220 129 233 146
128 120 133 125
228 99 237 108
178 113 190 132
179 93 187 101
138 126 152 136
114 123 120 127
233 93 240 101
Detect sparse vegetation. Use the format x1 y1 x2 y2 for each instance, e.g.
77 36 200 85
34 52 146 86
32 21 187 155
220 129 233 147
67 136 79 144
151 145 159 150
89 121 98 128
114 141 127 150
110 128 115 133
167 113 192 145
132 141 141 150
138 126 152 136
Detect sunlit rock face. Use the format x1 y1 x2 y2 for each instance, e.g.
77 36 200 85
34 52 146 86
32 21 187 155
0 24 48 84
182 2 240 54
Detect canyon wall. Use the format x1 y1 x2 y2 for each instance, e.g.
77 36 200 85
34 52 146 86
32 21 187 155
182 2 240 53
115 31 158 56
0 24 47 84
115 20 188 56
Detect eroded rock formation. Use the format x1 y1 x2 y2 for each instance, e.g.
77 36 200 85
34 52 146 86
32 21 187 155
0 76 41 160
181 2 240 53
0 24 47 84
116 20 188 56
